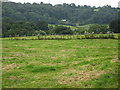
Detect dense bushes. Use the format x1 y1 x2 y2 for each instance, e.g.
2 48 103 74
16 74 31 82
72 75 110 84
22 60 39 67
2 17 118 37
109 19 120 33
2 18 74 37
54 26 73 35
89 24 109 34
2 18 48 37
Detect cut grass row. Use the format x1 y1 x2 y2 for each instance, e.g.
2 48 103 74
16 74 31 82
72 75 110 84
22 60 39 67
5 34 119 40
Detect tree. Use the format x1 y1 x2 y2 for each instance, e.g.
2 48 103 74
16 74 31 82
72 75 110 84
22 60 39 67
2 19 36 37
54 26 73 35
2 2 118 25
2 17 14 37
89 24 109 34
36 20 49 31
2 2 119 37
109 19 120 33
34 30 46 35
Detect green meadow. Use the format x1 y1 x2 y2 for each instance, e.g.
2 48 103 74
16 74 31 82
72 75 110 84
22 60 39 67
2 39 118 88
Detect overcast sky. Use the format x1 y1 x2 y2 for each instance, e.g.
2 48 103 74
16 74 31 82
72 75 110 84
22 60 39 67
9 0 120 7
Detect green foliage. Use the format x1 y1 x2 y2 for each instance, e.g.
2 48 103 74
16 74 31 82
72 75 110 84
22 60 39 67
47 26 55 35
2 2 118 25
89 24 109 34
54 26 73 35
109 19 120 33
34 30 46 36
36 20 49 31
75 28 88 34
2 17 14 37
2 18 49 37
2 2 119 37
8 34 118 40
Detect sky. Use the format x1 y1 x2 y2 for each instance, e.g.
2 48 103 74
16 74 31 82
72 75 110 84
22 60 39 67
9 0 120 7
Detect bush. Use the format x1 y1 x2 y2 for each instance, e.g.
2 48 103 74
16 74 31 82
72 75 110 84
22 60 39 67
54 26 73 35
109 19 120 33
75 28 88 34
34 30 46 36
89 24 109 34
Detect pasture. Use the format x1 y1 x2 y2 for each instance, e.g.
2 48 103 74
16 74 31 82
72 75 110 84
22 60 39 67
2 39 118 88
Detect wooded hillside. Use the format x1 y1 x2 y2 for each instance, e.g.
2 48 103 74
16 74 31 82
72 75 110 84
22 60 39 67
2 2 119 25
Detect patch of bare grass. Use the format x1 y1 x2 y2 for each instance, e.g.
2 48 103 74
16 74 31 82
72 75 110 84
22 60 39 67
58 69 105 85
74 46 117 49
50 56 56 59
14 45 27 47
14 52 30 57
26 48 36 51
42 61 65 66
8 76 26 81
111 57 119 63
3 63 17 70
9 76 16 80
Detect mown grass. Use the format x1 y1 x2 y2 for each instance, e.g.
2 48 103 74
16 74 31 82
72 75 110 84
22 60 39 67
48 24 78 30
48 24 108 30
2 39 118 88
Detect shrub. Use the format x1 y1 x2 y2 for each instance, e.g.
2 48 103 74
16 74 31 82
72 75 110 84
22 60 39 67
89 24 109 34
34 30 46 36
54 26 73 35
109 19 120 33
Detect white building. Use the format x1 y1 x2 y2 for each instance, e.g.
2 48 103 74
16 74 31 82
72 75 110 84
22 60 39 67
61 19 67 22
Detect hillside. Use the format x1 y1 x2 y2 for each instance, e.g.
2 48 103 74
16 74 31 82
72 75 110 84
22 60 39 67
2 2 119 25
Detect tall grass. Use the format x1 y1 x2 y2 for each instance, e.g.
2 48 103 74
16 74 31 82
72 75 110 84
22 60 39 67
9 33 118 40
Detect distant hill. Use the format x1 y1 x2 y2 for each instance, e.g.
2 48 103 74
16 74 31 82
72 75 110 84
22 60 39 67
2 2 119 25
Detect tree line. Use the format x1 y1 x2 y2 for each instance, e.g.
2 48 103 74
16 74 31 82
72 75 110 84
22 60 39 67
2 2 119 25
2 2 120 37
3 17 120 37
2 18 74 37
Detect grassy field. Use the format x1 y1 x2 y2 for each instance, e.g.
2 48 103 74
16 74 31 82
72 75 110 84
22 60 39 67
48 24 109 30
49 24 78 29
2 39 118 88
